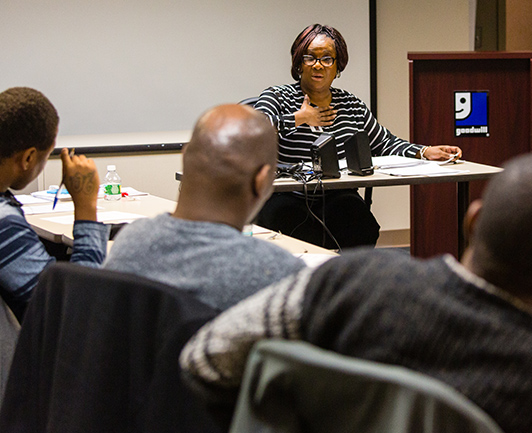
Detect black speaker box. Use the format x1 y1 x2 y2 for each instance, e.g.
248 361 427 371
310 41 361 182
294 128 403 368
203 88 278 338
344 131 374 176
311 133 341 178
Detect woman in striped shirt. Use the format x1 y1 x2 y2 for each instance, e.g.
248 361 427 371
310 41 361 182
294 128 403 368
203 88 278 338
255 24 462 249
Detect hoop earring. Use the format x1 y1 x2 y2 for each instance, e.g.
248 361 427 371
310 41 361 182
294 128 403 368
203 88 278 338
336 71 341 79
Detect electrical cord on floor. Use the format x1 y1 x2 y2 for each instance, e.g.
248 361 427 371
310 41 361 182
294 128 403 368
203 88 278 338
276 163 341 251
302 179 341 252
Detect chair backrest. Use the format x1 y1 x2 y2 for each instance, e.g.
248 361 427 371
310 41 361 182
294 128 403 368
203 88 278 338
238 96 259 107
0 298 19 409
230 340 504 433
0 262 222 433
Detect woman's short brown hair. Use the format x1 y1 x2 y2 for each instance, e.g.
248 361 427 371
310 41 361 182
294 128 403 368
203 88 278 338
290 24 349 81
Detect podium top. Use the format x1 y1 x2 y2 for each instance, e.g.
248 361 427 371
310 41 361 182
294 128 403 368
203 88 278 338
408 51 532 61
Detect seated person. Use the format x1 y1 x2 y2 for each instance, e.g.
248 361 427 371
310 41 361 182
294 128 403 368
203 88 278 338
255 24 462 249
104 104 306 311
180 154 532 433
0 87 108 321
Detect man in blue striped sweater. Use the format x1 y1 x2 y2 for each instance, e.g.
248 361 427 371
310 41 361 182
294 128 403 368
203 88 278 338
0 87 108 321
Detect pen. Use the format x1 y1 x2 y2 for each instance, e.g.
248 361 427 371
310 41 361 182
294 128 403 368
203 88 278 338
438 153 460 166
52 148 75 210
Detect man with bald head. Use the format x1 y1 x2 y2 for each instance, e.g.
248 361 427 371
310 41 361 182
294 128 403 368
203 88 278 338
104 104 305 311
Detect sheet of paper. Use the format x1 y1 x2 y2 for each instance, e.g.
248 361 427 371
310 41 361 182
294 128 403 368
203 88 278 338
29 191 55 202
376 162 468 177
338 158 347 169
42 211 146 224
252 225 272 235
23 202 76 215
121 187 149 196
30 186 141 201
96 211 146 223
15 194 51 205
372 155 429 169
295 253 336 267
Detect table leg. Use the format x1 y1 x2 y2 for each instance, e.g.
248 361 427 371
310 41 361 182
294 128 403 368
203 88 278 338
457 181 470 258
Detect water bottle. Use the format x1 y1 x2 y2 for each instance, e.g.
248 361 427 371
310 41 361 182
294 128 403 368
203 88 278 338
104 165 121 201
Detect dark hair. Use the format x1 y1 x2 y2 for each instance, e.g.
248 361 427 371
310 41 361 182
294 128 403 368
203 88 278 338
472 153 532 294
290 24 349 81
0 87 59 160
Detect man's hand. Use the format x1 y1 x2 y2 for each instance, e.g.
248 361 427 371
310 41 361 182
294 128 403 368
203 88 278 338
61 148 100 221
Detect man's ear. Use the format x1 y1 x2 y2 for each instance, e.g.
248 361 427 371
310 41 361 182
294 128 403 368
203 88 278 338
252 164 273 198
464 199 482 244
18 147 38 171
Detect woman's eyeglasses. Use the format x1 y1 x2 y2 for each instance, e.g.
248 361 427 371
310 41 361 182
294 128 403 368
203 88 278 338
302 55 336 67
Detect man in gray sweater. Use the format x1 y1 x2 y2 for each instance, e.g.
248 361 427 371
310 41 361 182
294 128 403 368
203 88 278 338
104 104 305 311
180 154 532 433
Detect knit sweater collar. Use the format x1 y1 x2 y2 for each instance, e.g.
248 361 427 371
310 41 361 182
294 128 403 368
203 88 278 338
444 254 532 316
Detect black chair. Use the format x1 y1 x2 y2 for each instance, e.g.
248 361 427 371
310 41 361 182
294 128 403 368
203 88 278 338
0 263 222 433
230 340 504 433
238 96 259 107
0 299 19 409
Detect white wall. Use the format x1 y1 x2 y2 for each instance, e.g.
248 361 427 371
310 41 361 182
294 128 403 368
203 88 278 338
2 0 370 136
9 0 474 243
6 0 372 200
371 0 471 240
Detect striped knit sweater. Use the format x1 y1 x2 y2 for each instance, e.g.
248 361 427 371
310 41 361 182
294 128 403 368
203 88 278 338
180 249 532 433
254 83 423 164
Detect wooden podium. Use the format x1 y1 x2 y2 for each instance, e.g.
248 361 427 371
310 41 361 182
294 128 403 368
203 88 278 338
409 51 532 258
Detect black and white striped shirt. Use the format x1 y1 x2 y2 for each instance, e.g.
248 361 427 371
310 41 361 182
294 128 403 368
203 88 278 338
255 83 422 164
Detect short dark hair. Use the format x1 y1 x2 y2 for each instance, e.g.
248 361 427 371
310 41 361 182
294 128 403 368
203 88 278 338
290 24 349 81
0 87 59 160
472 153 532 293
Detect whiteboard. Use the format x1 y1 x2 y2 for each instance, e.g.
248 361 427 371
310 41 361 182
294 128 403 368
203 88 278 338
1 0 370 137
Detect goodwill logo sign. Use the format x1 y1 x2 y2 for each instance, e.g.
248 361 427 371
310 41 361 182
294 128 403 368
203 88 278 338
454 91 489 137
